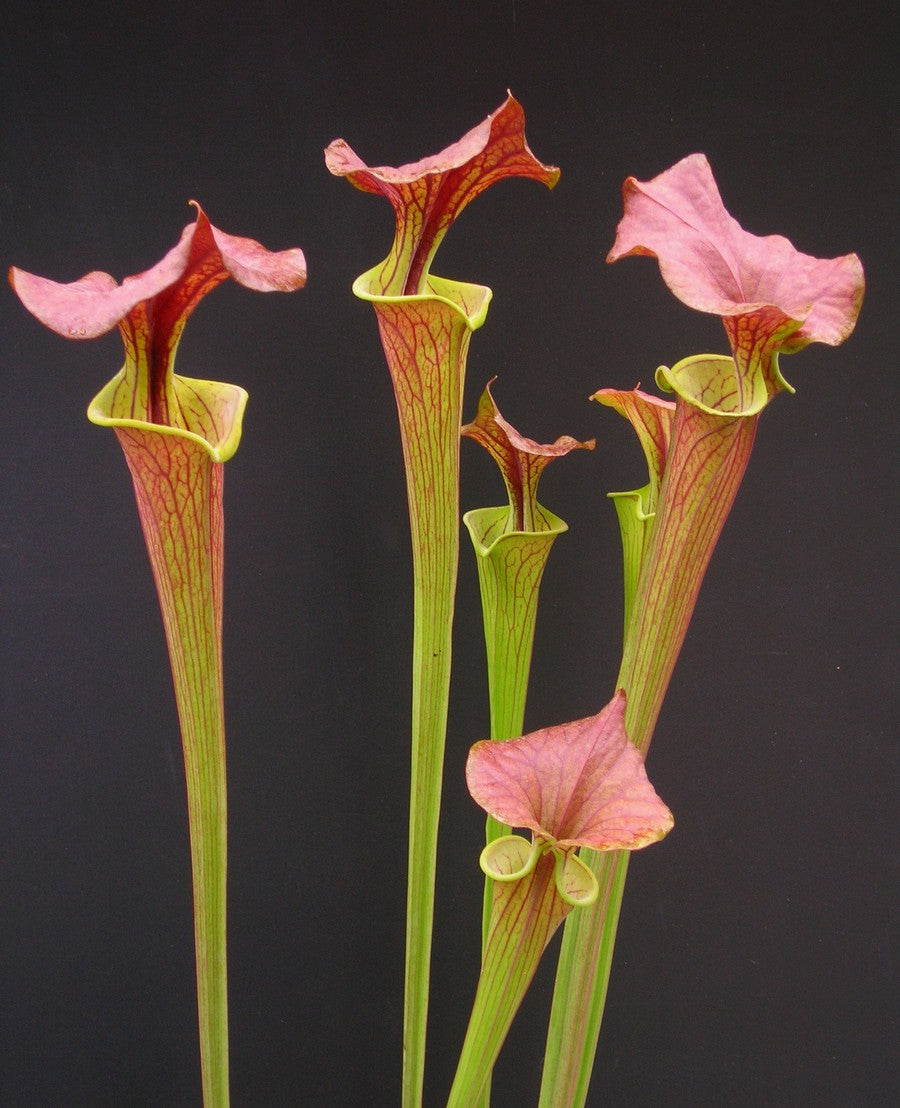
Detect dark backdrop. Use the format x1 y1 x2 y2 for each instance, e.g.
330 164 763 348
1 2 896 1104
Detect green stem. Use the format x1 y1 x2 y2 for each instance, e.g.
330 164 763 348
405 519 456 1108
537 849 628 1106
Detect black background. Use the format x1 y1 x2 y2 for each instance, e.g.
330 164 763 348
1 2 896 1104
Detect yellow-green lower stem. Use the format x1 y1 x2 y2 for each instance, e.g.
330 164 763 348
183 705 229 1107
403 566 455 1108
538 850 628 1106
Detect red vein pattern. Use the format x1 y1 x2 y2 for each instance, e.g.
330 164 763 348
113 417 231 1104
465 507 565 744
462 377 593 532
329 97 559 1106
366 282 490 1107
467 692 672 851
453 689 671 1105
10 207 305 1108
449 854 570 1105
325 94 559 297
543 154 865 1108
620 391 758 754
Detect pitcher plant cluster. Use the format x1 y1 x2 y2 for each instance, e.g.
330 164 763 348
9 94 863 1106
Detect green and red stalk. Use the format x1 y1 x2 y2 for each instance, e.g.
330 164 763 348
326 95 558 1108
541 354 766 1107
9 209 306 1107
466 508 562 742
356 272 491 1108
603 388 674 636
464 507 566 824
463 513 565 1108
450 693 673 1105
462 380 593 933
461 382 592 1106
539 155 864 1107
90 379 245 1107
449 851 571 1107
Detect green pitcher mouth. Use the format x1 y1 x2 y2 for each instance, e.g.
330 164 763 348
88 370 249 462
655 352 770 419
352 264 493 332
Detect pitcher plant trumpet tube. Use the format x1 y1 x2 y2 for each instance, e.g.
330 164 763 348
9 207 307 1107
462 377 594 750
462 377 594 945
540 154 864 1108
326 93 559 1108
